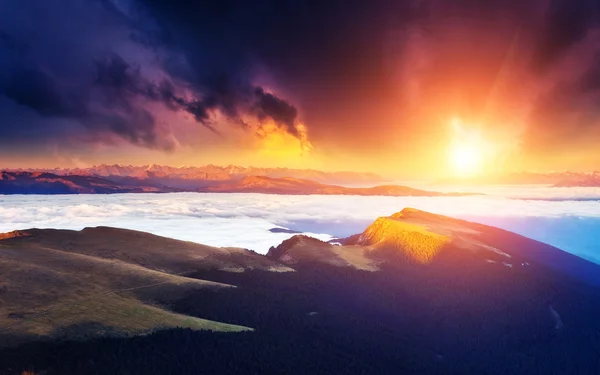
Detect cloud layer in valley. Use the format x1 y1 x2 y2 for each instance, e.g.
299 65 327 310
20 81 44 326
1 187 599 263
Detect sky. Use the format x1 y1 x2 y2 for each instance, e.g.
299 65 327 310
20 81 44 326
1 0 600 178
1 188 600 263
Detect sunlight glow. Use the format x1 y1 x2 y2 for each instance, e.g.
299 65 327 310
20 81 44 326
449 145 481 176
447 119 488 177
255 120 314 161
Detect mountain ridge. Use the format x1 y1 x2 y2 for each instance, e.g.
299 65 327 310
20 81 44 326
0 171 180 194
0 171 478 197
204 175 477 196
5 164 385 186
269 207 600 286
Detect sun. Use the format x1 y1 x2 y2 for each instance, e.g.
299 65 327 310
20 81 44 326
449 142 482 176
447 119 486 177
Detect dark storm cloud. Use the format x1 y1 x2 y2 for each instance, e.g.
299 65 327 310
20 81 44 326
93 54 175 114
532 0 600 71
139 0 418 147
254 88 299 137
94 53 300 135
3 68 80 117
0 0 176 150
0 0 304 151
523 0 600 154
0 55 173 150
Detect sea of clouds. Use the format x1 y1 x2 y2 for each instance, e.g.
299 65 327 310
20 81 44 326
1 186 600 263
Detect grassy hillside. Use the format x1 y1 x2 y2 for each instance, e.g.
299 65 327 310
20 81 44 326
0 227 286 346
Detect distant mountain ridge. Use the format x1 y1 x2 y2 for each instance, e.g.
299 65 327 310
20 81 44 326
7 164 385 186
0 171 180 194
554 171 600 187
205 176 477 196
438 171 600 186
0 171 477 197
10 166 600 187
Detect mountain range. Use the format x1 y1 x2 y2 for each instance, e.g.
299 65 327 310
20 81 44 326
0 171 179 194
7 165 600 189
0 171 476 197
203 175 476 196
553 171 600 187
1 209 599 374
6 164 385 186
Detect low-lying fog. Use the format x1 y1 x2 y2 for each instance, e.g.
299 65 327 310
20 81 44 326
1 185 599 263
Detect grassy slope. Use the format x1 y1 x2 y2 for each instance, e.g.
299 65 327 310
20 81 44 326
0 228 267 347
1 227 291 274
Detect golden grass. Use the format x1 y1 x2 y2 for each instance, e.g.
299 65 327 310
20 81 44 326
360 218 452 263
357 208 513 264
